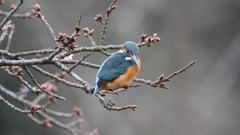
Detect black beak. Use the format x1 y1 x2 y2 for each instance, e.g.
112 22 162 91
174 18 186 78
129 54 139 66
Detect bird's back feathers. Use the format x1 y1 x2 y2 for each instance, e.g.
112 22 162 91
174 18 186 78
93 52 137 96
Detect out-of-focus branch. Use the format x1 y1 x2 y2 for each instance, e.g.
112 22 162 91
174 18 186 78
0 20 12 45
0 0 24 29
22 66 66 100
0 95 43 115
6 24 14 51
0 84 82 135
0 9 36 19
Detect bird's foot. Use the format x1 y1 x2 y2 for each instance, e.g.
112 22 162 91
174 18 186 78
123 86 129 90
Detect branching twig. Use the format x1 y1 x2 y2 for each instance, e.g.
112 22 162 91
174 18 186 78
32 4 59 47
30 65 86 89
0 0 24 29
0 84 80 135
83 27 96 46
0 95 43 115
96 94 138 111
100 0 117 45
4 67 42 94
23 66 66 100
134 60 197 89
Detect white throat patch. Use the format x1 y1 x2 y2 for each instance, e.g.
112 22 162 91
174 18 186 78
125 57 132 61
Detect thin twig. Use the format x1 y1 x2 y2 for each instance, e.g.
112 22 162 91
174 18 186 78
69 52 91 72
6 24 15 51
0 9 36 19
0 20 11 45
77 13 82 27
14 49 54 57
161 60 197 82
27 111 44 125
32 5 59 47
0 95 43 114
33 93 46 104
4 67 41 94
38 111 78 135
44 108 73 118
134 60 197 88
30 65 86 89
48 46 62 61
0 0 24 29
22 66 66 100
83 27 96 46
0 84 79 135
100 0 117 45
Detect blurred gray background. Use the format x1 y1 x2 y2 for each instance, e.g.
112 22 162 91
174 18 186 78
1 0 240 135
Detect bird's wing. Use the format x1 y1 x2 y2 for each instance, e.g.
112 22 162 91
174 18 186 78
97 53 132 86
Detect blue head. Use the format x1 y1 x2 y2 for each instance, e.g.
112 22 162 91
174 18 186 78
121 41 139 66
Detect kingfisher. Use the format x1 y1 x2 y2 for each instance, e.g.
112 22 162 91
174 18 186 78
92 41 140 96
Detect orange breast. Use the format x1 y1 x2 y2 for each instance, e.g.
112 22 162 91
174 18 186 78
99 58 141 91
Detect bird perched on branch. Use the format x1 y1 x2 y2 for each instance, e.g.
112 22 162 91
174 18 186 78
92 41 141 96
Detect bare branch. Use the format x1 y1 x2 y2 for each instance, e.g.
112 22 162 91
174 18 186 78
69 52 91 72
100 0 117 45
38 111 78 135
6 24 14 51
0 84 80 135
30 65 86 89
0 20 11 45
77 13 82 27
0 0 24 29
32 4 59 47
0 95 43 114
27 112 44 125
83 27 96 46
0 9 36 19
4 67 42 94
44 108 74 118
134 60 197 88
23 66 66 100
96 94 138 111
161 60 197 82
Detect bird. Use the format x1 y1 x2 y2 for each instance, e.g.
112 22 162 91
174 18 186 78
92 41 140 96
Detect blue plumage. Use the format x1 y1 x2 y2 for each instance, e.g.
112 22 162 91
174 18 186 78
93 41 140 96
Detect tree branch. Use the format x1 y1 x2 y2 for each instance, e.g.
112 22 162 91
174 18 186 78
96 94 138 111
100 0 117 45
0 95 43 114
0 0 24 29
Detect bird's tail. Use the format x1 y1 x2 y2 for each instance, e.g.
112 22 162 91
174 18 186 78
92 80 100 97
